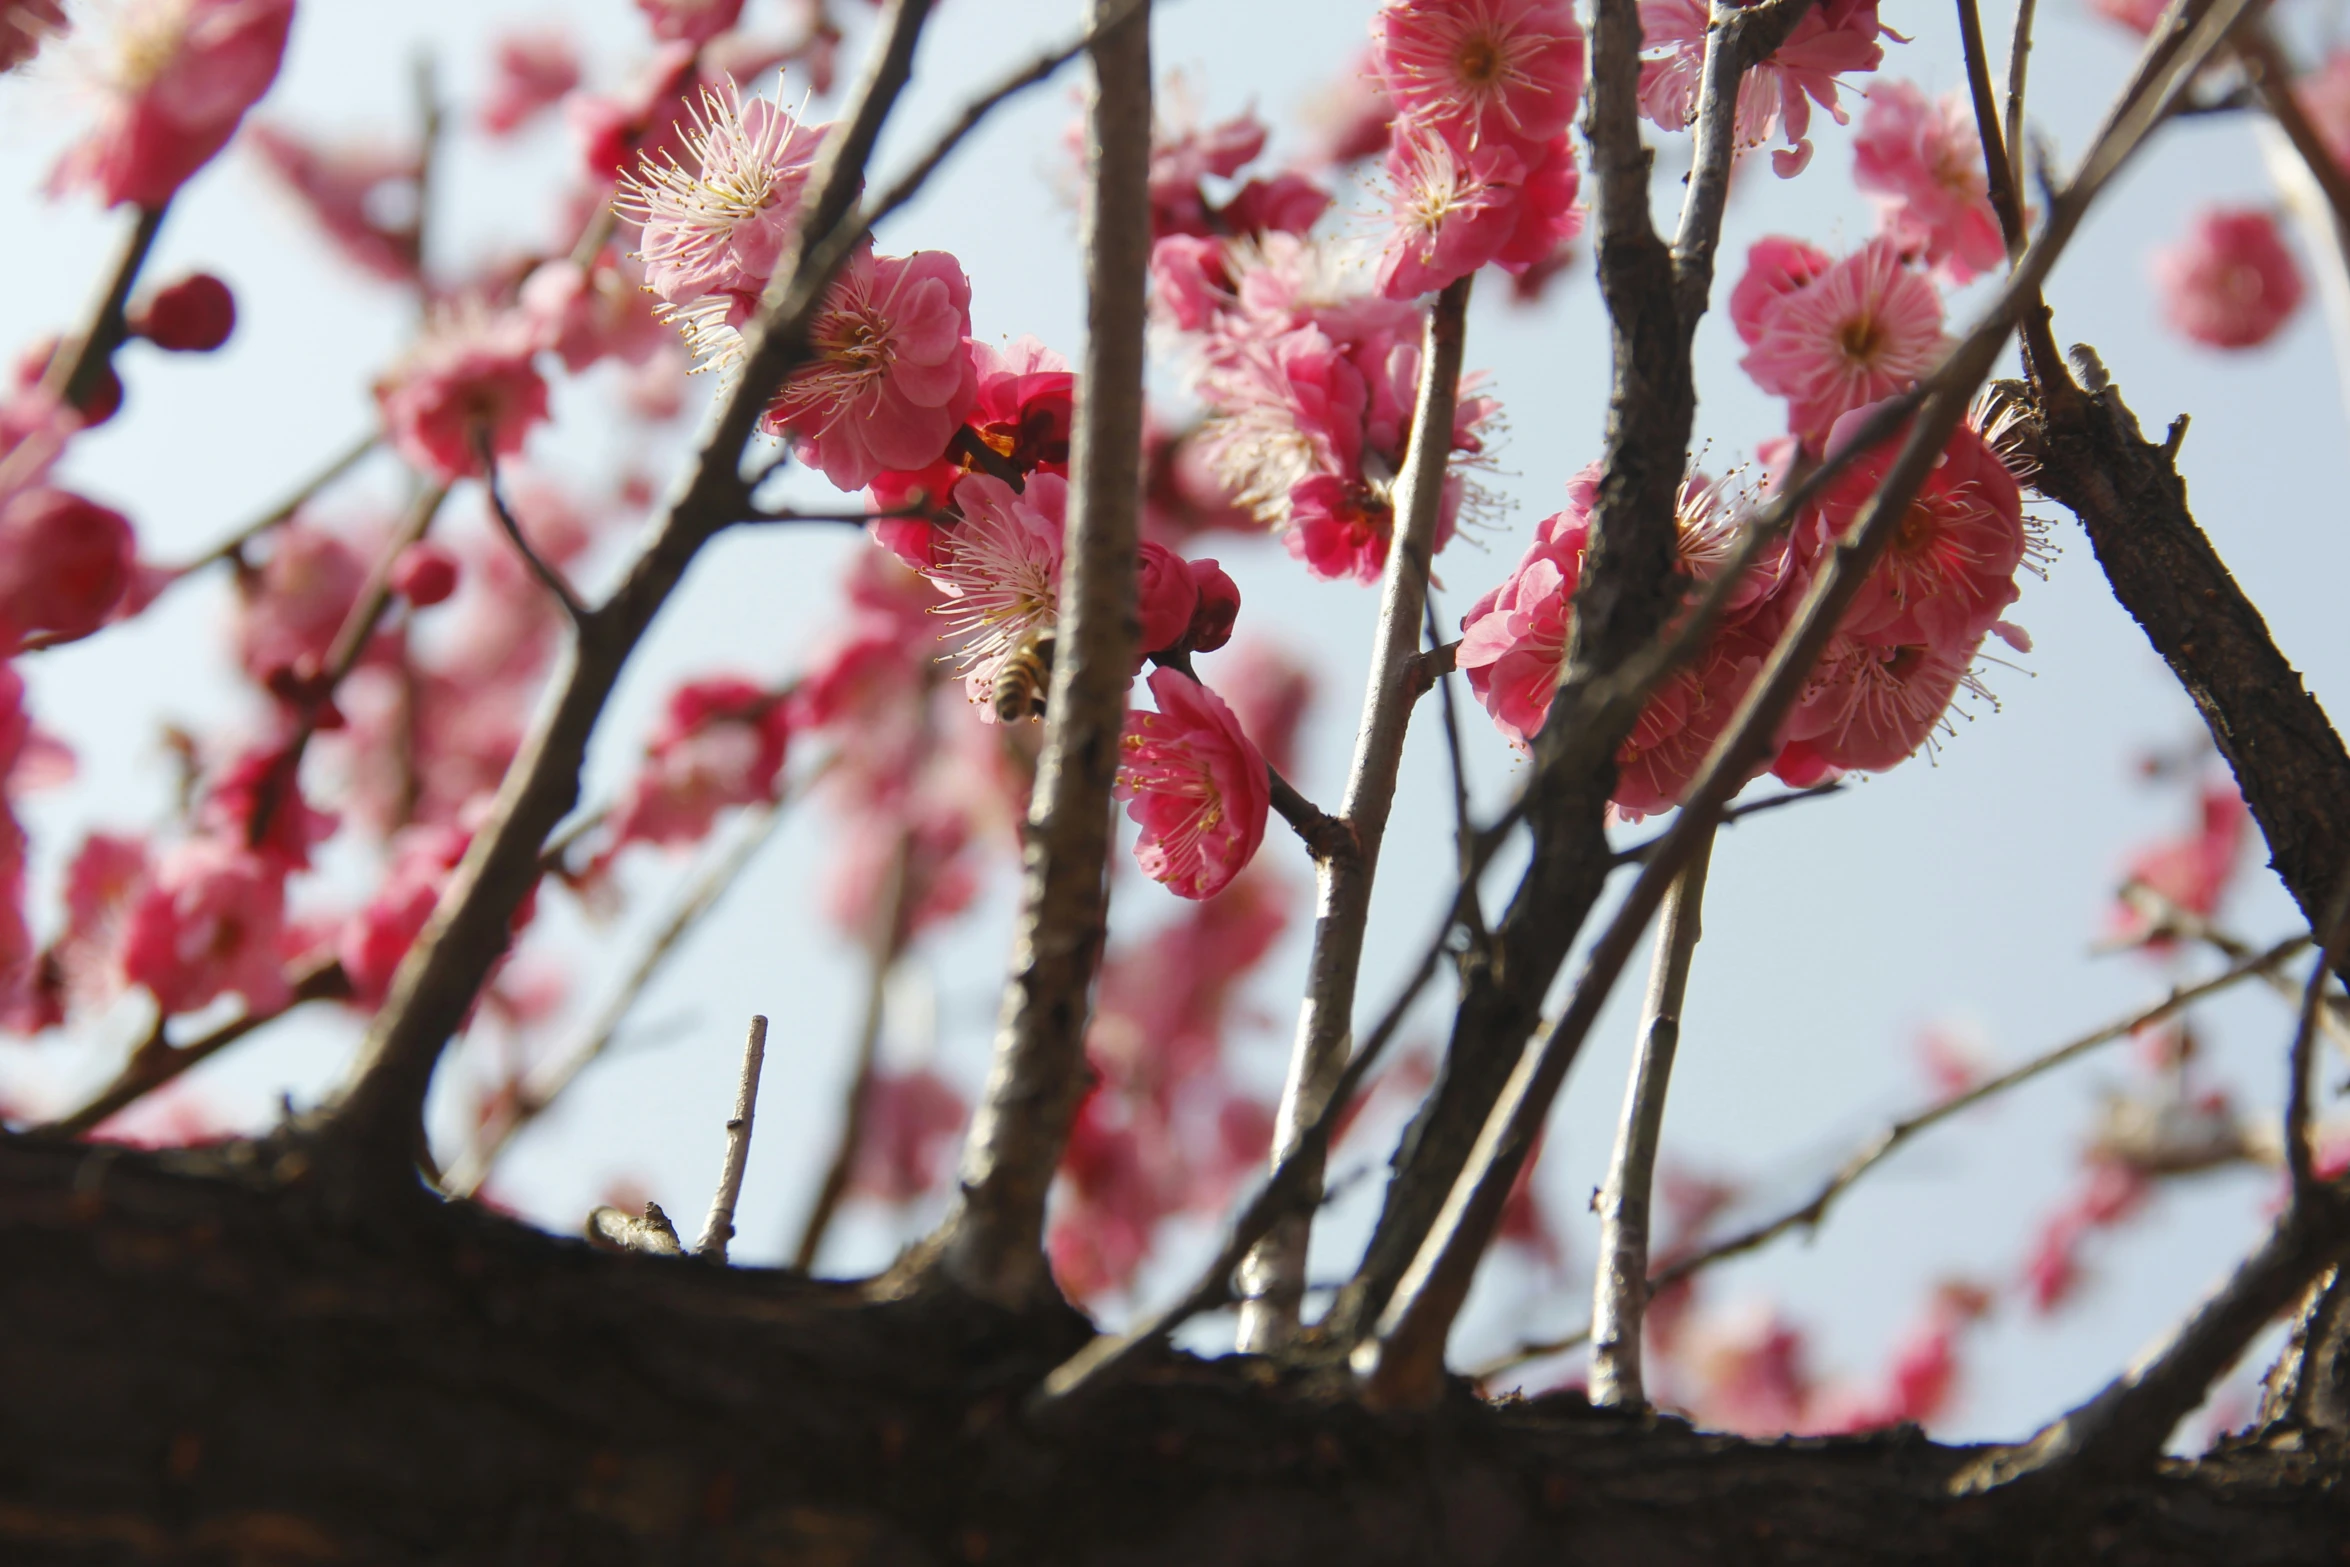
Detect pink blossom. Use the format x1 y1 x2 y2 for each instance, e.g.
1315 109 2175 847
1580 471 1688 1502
1613 626 1770 819
1224 173 1333 238
1729 236 1835 347
1150 235 1234 333
1813 406 2025 650
823 791 980 941
479 28 582 136
2153 208 2305 351
119 839 291 1015
390 541 460 607
1376 120 1583 299
2118 782 2250 932
1147 107 1268 239
1457 512 1589 746
566 40 699 181
1212 638 1315 776
1179 559 1242 655
195 747 337 874
50 0 294 208
518 257 673 374
2294 49 2350 172
246 124 424 284
0 1 65 74
1640 0 1887 176
376 304 551 483
1372 0 1587 146
1740 238 1949 444
611 676 792 849
638 0 744 47
1299 47 1396 167
340 825 469 1008
0 486 137 648
232 521 368 689
1779 632 1982 775
622 83 827 313
2088 0 2170 33
1117 668 1272 901
1135 542 1201 656
129 272 236 352
848 1067 968 1202
1853 81 2007 285
2023 1160 2150 1313
869 336 1075 521
926 471 1066 713
761 250 980 493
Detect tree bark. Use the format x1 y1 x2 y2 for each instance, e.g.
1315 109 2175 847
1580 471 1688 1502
6 1135 2345 1566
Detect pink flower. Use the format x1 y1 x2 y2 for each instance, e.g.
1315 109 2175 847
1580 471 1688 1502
2294 49 2350 172
611 676 792 849
1135 541 1201 656
1812 406 2025 650
761 249 980 493
340 824 469 1008
1179 559 1242 655
232 520 368 688
1147 107 1268 239
1376 121 1583 299
49 0 294 208
1299 47 1397 167
1853 80 2007 285
869 336 1075 521
1778 632 1983 775
2088 0 2171 33
1640 0 1887 177
0 486 137 648
1117 669 1272 901
2120 782 2249 926
1458 511 1589 746
622 82 827 314
1729 236 1836 347
567 40 700 181
637 0 744 48
119 839 291 1015
129 272 236 352
0 1 66 74
1224 173 1333 238
375 304 551 483
2153 208 2305 351
1372 0 1588 146
1613 626 1770 820
246 124 424 284
518 257 673 374
479 28 581 137
390 541 460 607
1740 238 1949 444
848 1067 969 1202
195 747 337 874
925 472 1066 711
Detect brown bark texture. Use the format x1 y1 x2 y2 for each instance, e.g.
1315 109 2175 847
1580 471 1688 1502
5 1135 2346 1567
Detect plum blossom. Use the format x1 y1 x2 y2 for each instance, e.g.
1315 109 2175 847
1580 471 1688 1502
518 257 674 374
247 125 424 284
2153 208 2305 350
119 839 292 1015
848 1068 969 1203
1777 632 1985 776
1117 668 1271 901
1639 0 1888 176
1372 0 1587 146
1 1 66 74
2109 782 2250 945
1812 405 2026 651
1729 236 1835 346
868 336 1074 537
340 825 470 1007
1852 80 2007 284
376 303 551 483
1740 238 1949 444
0 486 137 648
2087 0 2170 33
50 0 295 208
1456 504 1589 747
925 472 1065 712
638 0 745 48
1299 47 1396 167
478 28 581 136
1376 120 1583 299
1135 541 1202 656
621 82 827 318
610 676 792 849
1146 104 1270 239
759 249 980 493
1614 626 1770 819
232 520 368 688
195 747 337 874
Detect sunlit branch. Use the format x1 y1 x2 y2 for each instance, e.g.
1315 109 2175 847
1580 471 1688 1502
695 1015 769 1262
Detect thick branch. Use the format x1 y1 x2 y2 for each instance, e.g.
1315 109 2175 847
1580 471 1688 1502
1237 275 1471 1352
1588 825 1715 1408
932 0 1150 1308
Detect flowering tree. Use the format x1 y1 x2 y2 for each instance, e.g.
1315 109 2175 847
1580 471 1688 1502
4 0 2350 1559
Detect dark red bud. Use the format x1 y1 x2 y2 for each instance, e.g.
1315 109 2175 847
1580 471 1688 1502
1181 558 1240 653
131 273 237 353
390 541 460 607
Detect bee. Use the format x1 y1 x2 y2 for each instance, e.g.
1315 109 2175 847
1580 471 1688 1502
991 627 1057 723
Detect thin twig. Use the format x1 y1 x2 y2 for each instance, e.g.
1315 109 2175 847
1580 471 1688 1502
1350 0 2266 1409
1958 0 2031 262
1472 935 2310 1382
2237 24 2350 249
443 787 797 1198
1267 766 1354 864
1237 274 1472 1352
1426 598 1488 950
164 431 381 575
33 958 354 1140
2111 880 2350 1054
479 438 591 625
2006 0 2040 198
793 821 914 1271
47 202 169 416
1610 783 1842 864
2288 864 2350 1194
318 0 945 1200
696 1015 769 1261
1589 823 1715 1408
931 0 1152 1308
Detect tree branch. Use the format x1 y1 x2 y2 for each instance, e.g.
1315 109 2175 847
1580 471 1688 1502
2287 865 2350 1195
1589 824 1715 1409
695 1016 768 1262
1237 274 1471 1352
480 440 591 626
929 0 1150 1309
313 0 943 1206
45 201 168 418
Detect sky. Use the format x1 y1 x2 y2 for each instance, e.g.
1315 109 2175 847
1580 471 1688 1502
2 0 2346 1446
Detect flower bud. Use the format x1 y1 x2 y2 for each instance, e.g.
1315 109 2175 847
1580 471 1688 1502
131 273 237 352
1181 558 1241 653
1134 541 1201 656
389 541 460 607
